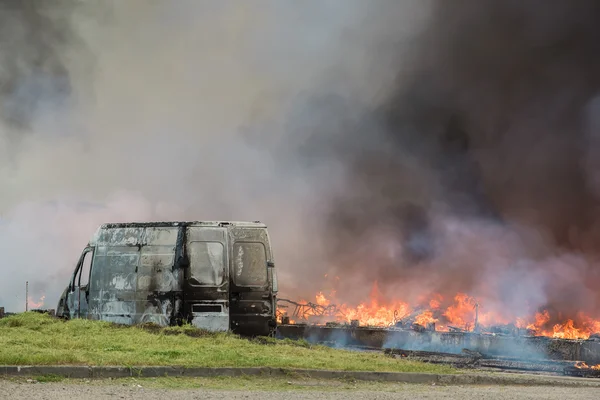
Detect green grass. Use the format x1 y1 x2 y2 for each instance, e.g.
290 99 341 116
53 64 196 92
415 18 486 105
34 374 65 383
0 312 456 374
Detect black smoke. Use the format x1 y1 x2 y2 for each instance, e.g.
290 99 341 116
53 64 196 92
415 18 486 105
309 0 600 326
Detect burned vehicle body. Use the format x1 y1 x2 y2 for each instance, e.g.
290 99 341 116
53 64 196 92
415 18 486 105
56 221 278 336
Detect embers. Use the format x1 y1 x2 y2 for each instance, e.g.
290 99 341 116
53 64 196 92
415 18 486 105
394 309 436 332
394 320 436 333
564 362 600 378
411 322 436 332
575 361 600 370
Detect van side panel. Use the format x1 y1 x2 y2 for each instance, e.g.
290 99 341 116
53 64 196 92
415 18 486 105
87 226 180 325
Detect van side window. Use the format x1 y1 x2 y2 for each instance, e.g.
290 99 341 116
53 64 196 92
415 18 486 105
233 242 267 286
78 250 94 288
188 241 225 286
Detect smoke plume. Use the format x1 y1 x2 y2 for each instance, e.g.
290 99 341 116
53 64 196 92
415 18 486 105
317 0 600 327
2 0 598 332
0 0 425 311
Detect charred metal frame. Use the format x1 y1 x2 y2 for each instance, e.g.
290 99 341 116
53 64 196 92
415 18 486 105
55 221 278 337
276 298 339 322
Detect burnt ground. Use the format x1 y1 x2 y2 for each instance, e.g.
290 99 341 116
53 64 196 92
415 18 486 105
2 379 600 400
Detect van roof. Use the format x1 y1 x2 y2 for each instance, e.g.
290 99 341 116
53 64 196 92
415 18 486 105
89 221 269 247
99 221 267 229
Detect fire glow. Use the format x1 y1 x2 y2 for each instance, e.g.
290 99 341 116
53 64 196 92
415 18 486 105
27 295 46 310
279 281 600 340
575 362 600 370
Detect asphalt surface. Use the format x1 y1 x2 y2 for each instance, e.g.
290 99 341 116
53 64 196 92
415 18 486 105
2 380 600 400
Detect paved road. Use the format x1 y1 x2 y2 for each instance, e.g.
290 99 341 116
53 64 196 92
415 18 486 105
2 380 600 399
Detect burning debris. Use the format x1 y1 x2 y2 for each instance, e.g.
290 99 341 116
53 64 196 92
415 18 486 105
564 362 600 378
276 298 340 325
285 0 600 355
27 295 46 310
574 361 600 370
277 285 600 340
276 286 600 377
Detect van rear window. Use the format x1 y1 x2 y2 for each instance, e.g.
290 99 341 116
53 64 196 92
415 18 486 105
188 241 225 286
233 242 267 287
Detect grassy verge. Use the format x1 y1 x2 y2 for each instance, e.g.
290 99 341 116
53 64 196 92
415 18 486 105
0 312 456 374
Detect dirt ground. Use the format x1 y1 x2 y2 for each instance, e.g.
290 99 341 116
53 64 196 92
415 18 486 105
2 379 600 400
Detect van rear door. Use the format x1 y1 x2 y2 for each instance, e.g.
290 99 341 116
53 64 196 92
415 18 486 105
229 227 275 336
184 226 229 331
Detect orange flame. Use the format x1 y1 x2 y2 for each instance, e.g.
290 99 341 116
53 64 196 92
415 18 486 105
315 292 330 307
278 283 600 339
575 361 600 370
515 311 600 339
429 295 442 310
414 310 438 326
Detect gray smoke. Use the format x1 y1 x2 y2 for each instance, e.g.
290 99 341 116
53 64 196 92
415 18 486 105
0 0 84 133
4 0 596 334
0 1 428 311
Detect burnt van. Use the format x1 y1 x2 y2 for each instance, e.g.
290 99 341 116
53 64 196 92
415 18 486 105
56 221 278 336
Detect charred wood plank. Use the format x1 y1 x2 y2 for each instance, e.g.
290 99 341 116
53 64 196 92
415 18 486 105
384 348 579 373
383 348 480 367
448 325 468 333
563 366 600 378
479 358 573 373
461 348 484 358
395 308 424 326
